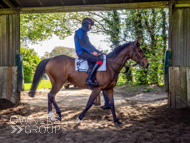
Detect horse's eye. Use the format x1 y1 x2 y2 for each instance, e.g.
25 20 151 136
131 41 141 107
138 50 142 53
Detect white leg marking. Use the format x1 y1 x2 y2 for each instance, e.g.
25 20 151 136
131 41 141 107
48 111 54 121
77 118 81 124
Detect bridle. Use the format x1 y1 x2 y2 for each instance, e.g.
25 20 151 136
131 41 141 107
132 42 146 65
107 42 146 74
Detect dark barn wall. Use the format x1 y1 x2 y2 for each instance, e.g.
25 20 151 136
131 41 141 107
0 14 20 66
0 14 20 104
169 7 190 109
171 8 190 67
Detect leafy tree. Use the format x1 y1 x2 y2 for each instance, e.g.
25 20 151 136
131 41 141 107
41 46 77 60
87 11 121 49
124 9 168 85
20 47 41 83
20 13 72 45
99 11 121 48
20 12 101 46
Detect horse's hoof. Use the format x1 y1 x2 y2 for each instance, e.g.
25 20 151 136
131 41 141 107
28 91 34 97
101 105 110 109
58 117 61 121
114 120 123 125
117 121 123 125
48 111 54 122
77 118 81 124
57 116 61 121
57 112 61 121
48 117 54 122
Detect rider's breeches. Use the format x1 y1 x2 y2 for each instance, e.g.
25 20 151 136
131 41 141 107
78 52 103 65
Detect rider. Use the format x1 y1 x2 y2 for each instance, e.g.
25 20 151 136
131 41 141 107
74 18 103 86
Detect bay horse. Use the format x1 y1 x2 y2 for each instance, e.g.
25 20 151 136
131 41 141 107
29 40 149 124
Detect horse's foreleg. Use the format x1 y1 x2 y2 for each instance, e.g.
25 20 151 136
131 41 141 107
78 88 101 124
106 88 122 125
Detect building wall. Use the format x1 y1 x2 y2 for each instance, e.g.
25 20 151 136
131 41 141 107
0 14 20 66
171 8 190 66
0 14 20 104
169 7 190 109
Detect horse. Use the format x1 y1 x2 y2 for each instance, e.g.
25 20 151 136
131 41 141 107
29 40 149 124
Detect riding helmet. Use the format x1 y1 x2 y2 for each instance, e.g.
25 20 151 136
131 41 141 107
82 18 94 26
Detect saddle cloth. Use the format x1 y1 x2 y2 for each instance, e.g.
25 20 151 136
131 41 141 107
75 55 106 72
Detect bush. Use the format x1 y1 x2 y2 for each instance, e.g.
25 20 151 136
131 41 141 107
21 47 41 83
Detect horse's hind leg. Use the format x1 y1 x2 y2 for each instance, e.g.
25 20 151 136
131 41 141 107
48 82 63 121
78 88 101 124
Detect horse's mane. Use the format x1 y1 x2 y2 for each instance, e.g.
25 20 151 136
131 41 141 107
107 42 131 58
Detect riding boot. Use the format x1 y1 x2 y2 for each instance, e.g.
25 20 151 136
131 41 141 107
86 63 101 86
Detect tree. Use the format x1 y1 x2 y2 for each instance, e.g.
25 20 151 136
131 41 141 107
20 12 97 45
87 11 121 49
123 9 169 85
20 13 72 45
101 10 121 48
41 46 77 60
20 47 41 83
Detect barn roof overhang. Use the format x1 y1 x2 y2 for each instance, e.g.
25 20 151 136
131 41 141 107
0 0 190 15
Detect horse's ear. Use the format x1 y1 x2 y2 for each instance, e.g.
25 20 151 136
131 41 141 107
137 38 141 42
134 39 139 45
135 38 140 46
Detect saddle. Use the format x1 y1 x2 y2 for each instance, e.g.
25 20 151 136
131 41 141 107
75 55 106 90
75 55 106 72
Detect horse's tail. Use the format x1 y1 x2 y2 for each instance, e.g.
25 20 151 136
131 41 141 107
29 59 50 97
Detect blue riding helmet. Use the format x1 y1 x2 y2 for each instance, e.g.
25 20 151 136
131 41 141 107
82 18 94 27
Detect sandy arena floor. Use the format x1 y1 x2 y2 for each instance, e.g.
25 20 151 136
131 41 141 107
0 85 190 143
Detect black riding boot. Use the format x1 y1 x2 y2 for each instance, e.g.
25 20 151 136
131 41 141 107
86 63 101 86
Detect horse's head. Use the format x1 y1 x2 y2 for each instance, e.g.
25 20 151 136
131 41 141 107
131 40 149 69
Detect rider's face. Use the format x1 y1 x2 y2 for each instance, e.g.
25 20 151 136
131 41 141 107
88 24 92 30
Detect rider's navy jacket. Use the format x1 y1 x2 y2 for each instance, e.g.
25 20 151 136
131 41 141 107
74 25 100 56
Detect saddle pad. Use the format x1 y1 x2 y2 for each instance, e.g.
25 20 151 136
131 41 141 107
75 55 106 71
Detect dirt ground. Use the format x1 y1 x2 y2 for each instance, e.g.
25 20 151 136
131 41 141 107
1 85 190 143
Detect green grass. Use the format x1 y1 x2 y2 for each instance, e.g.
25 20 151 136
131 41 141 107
24 80 52 91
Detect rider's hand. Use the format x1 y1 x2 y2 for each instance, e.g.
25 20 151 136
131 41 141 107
92 51 99 56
